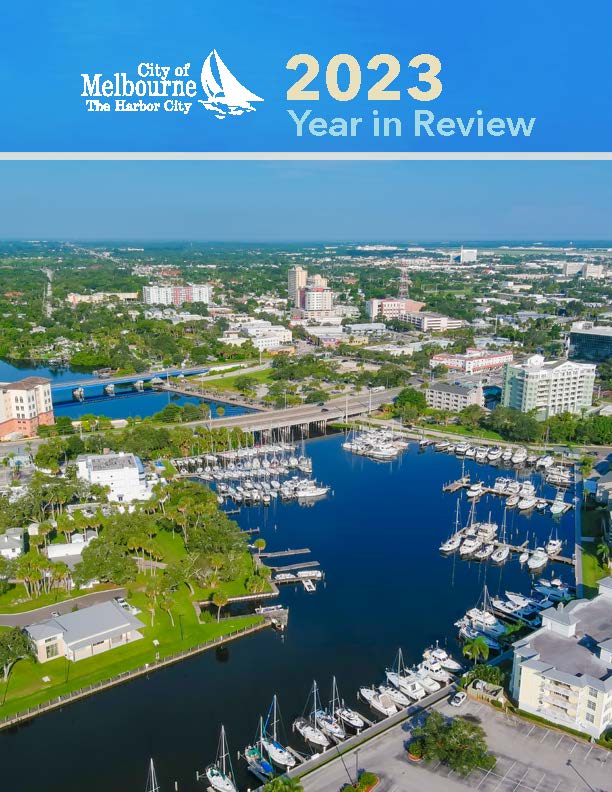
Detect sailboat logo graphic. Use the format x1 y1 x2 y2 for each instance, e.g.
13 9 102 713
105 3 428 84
198 50 263 119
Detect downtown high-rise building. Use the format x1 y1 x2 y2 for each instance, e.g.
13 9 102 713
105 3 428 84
287 265 307 305
142 284 212 306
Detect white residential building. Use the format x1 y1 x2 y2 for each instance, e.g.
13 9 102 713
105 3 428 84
142 284 212 306
76 453 151 503
288 265 307 305
0 527 24 560
501 355 596 420
511 578 612 739
425 382 484 412
303 287 333 313
0 377 55 439
430 348 514 374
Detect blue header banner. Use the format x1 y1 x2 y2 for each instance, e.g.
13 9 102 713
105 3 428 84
2 1 611 153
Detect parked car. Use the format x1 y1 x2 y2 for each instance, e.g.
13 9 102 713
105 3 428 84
450 691 467 708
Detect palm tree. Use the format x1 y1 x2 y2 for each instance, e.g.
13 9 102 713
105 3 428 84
596 542 611 567
462 635 490 666
212 592 228 622
254 538 266 558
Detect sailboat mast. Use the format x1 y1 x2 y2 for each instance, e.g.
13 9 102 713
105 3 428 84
146 758 159 792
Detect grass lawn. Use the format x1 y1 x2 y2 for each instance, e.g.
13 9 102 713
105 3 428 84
0 582 118 615
581 505 610 598
0 584 262 722
420 424 503 441
200 368 273 393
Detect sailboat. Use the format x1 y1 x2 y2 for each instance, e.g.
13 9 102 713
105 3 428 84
206 726 237 792
199 50 263 118
314 678 346 741
332 676 365 732
385 648 426 701
491 508 510 564
545 527 562 557
293 681 330 748
145 759 160 792
244 717 275 780
261 695 296 770
439 499 462 553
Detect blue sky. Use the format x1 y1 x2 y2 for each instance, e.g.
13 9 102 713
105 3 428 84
0 162 611 241
1 1 610 151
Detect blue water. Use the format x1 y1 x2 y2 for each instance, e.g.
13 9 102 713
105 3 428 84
0 359 250 420
0 435 576 792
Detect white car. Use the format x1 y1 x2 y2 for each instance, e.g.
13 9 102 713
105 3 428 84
450 691 467 708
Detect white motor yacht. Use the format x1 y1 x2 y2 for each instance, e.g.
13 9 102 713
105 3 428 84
423 645 462 673
550 493 566 515
506 494 519 508
460 535 482 556
518 495 537 511
359 687 397 717
527 547 548 571
414 664 441 693
440 533 462 553
487 447 502 462
378 684 410 707
545 536 563 557
491 544 510 564
467 482 484 499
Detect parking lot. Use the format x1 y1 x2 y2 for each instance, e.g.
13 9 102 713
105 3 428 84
302 697 611 792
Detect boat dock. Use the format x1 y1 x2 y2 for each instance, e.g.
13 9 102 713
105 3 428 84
302 578 316 592
452 527 575 566
442 479 574 512
269 560 320 572
260 548 311 559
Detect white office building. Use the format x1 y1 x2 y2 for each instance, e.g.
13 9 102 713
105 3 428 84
400 312 464 332
76 453 152 503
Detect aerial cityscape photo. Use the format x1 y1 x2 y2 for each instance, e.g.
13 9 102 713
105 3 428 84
0 162 610 792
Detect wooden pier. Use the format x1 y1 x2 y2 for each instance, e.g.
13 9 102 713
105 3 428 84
269 560 320 572
260 548 311 559
442 478 574 511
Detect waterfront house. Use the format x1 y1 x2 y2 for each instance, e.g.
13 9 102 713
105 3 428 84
0 526 24 560
510 578 612 739
26 600 145 663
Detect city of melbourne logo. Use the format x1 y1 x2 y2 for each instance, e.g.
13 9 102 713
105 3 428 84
81 50 263 120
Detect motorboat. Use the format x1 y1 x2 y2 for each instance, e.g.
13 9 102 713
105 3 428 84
535 578 572 602
502 449 513 463
518 495 537 511
506 494 519 508
518 549 529 564
386 649 426 701
545 531 563 557
378 684 411 707
527 547 548 571
467 482 484 499
473 543 495 561
297 569 323 580
419 658 451 684
511 448 528 465
455 442 470 455
359 686 397 717
536 498 548 511
491 544 510 564
414 664 441 693
434 440 450 451
206 726 237 792
274 572 297 582
487 447 502 462
464 587 508 638
550 493 566 515
261 696 297 770
536 455 554 469
475 448 488 463
465 447 476 458
459 535 482 556
423 644 462 673
458 622 501 651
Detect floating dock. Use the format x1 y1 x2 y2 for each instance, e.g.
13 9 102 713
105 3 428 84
260 548 311 559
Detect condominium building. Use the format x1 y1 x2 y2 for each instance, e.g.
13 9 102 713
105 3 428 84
141 284 212 306
501 354 596 420
511 578 612 739
0 377 54 439
425 382 484 412
287 265 307 305
430 348 514 374
569 322 612 362
365 297 426 321
400 312 464 332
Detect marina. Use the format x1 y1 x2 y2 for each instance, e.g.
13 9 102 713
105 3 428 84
0 433 579 792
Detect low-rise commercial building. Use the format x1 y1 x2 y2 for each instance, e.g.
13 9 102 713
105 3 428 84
511 578 612 738
365 297 425 321
0 377 55 439
400 312 464 332
569 322 612 362
430 348 513 374
67 292 139 306
501 355 596 420
26 600 145 663
425 382 484 412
